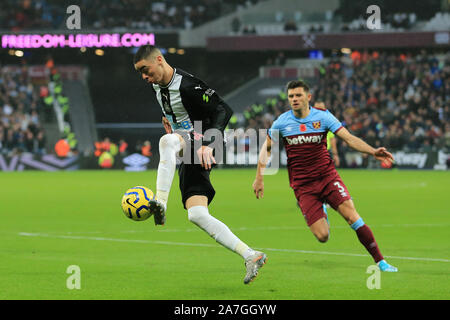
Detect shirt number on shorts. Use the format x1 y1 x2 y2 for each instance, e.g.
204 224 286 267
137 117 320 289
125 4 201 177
334 181 348 198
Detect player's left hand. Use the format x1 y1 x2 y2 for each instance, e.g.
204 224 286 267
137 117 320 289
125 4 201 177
373 147 394 165
333 155 340 167
252 178 264 199
197 146 216 170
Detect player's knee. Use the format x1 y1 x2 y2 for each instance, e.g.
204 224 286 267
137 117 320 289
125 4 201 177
310 218 329 243
159 134 180 151
187 205 210 225
315 231 329 243
338 200 359 225
342 209 360 226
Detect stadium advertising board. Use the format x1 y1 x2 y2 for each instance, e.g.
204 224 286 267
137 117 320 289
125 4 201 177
0 151 447 171
342 151 449 170
0 154 79 171
1 32 155 49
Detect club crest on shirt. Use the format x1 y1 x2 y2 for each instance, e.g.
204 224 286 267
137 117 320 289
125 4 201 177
312 121 321 129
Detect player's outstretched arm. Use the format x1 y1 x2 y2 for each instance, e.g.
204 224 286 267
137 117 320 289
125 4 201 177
335 127 394 165
253 136 272 199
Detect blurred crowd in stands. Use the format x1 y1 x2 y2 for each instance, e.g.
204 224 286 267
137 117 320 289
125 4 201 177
2 0 446 34
94 137 152 164
0 0 260 31
238 50 450 155
0 66 46 156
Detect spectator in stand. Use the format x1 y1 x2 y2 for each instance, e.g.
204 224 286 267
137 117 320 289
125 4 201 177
274 52 286 66
55 139 70 157
119 139 128 155
94 137 114 157
141 140 152 157
231 16 242 34
242 25 257 34
284 21 298 32
35 129 46 155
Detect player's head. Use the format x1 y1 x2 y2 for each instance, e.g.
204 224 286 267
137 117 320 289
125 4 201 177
134 45 167 85
314 101 325 109
286 80 311 111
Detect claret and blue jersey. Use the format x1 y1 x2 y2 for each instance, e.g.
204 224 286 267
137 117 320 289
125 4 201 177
268 106 343 142
268 106 344 185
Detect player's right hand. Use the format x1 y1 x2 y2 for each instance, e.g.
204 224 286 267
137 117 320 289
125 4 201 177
162 116 172 134
197 145 216 170
252 178 264 199
373 147 394 165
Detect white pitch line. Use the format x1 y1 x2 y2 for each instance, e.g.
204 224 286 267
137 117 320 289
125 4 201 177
117 223 450 234
17 232 216 248
18 232 450 263
34 223 449 237
259 247 450 263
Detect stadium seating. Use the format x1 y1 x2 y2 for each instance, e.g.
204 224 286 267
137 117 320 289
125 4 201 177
0 0 261 31
0 65 46 155
424 12 450 31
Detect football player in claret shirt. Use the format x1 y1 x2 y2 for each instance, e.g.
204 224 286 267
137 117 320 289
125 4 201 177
134 45 267 284
253 80 397 272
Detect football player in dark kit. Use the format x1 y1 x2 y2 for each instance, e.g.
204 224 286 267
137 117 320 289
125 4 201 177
253 80 398 272
134 45 267 284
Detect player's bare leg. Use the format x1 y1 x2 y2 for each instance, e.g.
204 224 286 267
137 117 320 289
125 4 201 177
149 133 185 225
186 195 267 284
337 199 398 272
309 218 329 243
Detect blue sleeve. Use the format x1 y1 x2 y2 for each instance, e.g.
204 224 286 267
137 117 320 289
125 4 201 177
267 117 282 142
323 110 343 133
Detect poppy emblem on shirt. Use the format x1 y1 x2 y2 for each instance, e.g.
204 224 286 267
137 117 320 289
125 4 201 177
300 124 307 132
313 121 321 129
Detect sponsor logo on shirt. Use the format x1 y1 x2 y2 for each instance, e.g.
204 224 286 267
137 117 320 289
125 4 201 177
285 135 323 145
204 88 215 96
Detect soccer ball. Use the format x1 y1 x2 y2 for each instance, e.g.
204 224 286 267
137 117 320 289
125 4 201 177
121 186 154 221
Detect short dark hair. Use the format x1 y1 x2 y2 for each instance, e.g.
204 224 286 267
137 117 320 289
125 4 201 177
286 79 310 93
133 45 160 64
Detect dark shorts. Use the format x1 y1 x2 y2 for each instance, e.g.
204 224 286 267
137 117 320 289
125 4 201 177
178 163 215 209
293 171 351 226
176 130 217 209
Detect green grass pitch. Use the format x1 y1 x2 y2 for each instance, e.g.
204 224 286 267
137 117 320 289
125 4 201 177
0 169 448 300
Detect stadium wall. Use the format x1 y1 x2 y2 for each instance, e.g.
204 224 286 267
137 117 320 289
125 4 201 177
1 150 448 171
207 31 450 51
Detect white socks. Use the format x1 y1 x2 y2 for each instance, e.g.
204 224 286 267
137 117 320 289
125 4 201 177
188 206 256 260
156 134 181 207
